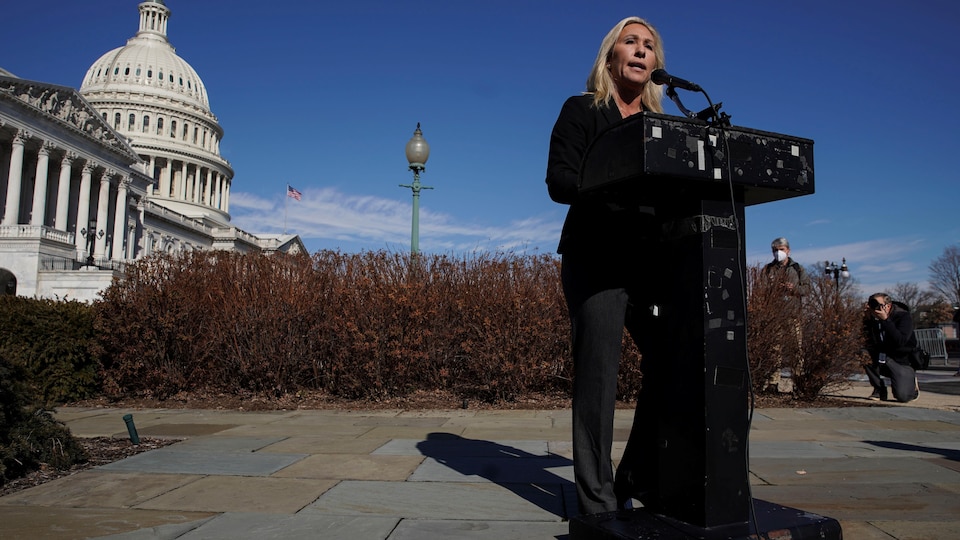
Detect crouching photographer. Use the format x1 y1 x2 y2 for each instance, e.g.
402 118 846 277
863 293 920 403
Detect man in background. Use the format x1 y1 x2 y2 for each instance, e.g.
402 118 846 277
762 237 810 392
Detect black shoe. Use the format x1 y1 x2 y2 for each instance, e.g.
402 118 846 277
869 388 888 401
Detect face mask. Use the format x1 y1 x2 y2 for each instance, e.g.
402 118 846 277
774 250 787 263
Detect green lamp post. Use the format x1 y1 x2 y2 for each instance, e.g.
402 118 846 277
400 123 433 254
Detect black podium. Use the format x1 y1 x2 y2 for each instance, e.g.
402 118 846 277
569 113 840 539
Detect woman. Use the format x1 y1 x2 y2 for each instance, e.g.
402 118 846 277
545 16 667 515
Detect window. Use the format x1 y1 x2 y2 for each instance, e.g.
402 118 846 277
136 67 141 76
114 67 119 75
124 67 130 76
128 113 135 131
193 127 198 143
170 120 177 137
157 117 164 135
114 112 120 129
147 69 152 78
143 115 150 133
158 71 164 82
169 74 173 83
182 123 188 140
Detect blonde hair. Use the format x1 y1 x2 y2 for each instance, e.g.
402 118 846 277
585 17 665 112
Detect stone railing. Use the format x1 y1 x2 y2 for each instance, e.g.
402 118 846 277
0 224 74 243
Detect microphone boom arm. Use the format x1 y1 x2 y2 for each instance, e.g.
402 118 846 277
664 84 732 128
665 86 698 120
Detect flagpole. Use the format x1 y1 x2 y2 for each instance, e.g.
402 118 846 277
284 184 288 234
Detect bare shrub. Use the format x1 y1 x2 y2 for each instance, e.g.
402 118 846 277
747 263 863 399
96 250 575 403
97 254 862 404
794 273 865 399
746 265 801 392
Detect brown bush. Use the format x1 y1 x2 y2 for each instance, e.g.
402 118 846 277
95 250 579 403
96 252 861 405
747 264 863 399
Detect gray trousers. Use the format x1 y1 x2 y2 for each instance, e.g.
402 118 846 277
865 358 918 403
562 252 660 515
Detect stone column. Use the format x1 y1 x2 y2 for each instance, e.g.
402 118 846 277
159 157 171 196
2 130 28 225
204 168 213 206
213 173 222 209
223 180 230 213
55 153 75 231
136 201 146 259
178 161 187 199
147 155 156 195
191 166 200 203
94 173 111 260
30 142 54 226
111 177 129 260
75 162 94 256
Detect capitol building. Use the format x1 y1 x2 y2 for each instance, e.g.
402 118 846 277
0 0 303 301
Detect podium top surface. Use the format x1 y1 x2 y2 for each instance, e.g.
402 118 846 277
578 112 815 206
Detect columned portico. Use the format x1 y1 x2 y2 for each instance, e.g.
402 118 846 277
0 0 304 302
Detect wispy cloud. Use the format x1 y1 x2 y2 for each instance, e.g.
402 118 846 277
229 187 562 254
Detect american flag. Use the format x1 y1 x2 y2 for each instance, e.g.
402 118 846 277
287 185 302 201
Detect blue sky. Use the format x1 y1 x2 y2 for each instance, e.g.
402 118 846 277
3 0 958 296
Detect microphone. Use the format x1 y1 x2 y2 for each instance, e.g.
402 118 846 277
651 69 702 92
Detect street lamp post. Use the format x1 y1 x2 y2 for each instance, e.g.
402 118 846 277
824 258 850 287
399 123 433 255
79 219 102 266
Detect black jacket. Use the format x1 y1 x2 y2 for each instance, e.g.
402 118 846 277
545 95 659 255
864 302 918 364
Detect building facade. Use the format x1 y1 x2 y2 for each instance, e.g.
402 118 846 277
0 1 302 301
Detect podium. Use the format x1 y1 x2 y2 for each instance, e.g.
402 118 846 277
569 113 840 539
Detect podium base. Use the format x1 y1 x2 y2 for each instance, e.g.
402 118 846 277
569 499 842 539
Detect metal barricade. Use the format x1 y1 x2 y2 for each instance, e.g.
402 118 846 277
914 328 948 368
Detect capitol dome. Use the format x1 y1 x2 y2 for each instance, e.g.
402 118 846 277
81 0 209 111
79 0 234 224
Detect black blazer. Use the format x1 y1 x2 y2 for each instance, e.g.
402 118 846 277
865 303 918 364
545 95 658 255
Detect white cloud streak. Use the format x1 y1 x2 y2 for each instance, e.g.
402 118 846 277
229 187 562 255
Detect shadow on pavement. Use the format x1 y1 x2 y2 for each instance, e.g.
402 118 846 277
865 440 960 461
416 432 575 525
920 380 960 396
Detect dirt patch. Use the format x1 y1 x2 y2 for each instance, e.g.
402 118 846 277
0 436 179 498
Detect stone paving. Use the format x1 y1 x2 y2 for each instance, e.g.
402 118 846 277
0 372 958 539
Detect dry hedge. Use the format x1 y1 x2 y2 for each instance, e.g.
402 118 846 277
93 250 863 404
